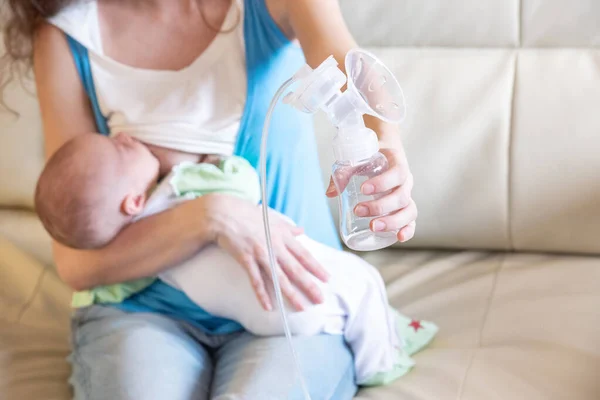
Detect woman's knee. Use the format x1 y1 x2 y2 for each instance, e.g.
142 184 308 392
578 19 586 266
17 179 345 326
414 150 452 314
213 333 357 400
296 334 357 399
70 306 213 400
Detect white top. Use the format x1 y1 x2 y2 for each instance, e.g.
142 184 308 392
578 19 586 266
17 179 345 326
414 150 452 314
49 0 247 156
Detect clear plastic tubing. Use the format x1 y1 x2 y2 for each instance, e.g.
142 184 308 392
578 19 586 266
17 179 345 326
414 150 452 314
260 76 312 400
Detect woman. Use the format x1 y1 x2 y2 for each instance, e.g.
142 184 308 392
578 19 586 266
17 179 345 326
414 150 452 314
1 0 417 398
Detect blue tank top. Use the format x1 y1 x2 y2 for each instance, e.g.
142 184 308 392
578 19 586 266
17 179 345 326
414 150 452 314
66 0 340 334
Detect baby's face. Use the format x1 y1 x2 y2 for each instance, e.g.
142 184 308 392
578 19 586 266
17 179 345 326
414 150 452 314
111 133 160 191
88 133 160 222
35 133 161 249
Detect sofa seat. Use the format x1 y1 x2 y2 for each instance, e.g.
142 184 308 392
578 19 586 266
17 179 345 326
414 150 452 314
2 223 598 400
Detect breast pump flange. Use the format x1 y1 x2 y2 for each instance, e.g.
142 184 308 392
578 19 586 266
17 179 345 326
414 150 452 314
283 49 407 252
258 49 406 400
284 49 406 127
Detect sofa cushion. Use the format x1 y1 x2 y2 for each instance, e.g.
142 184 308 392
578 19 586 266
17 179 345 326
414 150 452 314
339 0 519 47
1 235 598 399
0 210 53 267
0 62 44 210
521 0 600 47
511 49 600 254
315 45 600 255
0 236 72 399
358 250 600 399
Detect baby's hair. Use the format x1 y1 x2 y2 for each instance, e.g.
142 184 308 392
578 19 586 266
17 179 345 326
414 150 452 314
35 135 117 249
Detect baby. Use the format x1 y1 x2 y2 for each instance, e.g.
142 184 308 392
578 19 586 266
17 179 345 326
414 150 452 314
35 133 437 386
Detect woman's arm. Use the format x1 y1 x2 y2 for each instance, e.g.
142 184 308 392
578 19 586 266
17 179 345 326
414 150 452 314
34 23 214 290
33 23 326 308
281 0 418 242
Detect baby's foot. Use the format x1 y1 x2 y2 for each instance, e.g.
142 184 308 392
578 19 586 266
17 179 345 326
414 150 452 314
360 347 416 386
394 310 439 356
360 309 438 387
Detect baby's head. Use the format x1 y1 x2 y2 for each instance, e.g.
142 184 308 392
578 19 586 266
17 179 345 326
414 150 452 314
35 133 159 249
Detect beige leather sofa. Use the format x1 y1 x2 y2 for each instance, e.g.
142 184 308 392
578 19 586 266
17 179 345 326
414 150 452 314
1 0 599 399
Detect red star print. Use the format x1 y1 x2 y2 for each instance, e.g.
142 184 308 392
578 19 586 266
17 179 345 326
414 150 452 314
409 320 423 332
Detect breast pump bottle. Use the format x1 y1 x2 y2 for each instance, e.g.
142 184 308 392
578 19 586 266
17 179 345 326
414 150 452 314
283 49 407 251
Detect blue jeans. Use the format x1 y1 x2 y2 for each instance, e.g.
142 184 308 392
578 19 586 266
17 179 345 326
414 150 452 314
69 306 357 399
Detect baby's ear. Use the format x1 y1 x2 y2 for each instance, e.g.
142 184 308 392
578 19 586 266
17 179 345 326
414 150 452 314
122 193 147 216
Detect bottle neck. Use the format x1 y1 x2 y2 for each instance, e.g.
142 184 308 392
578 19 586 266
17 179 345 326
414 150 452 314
332 125 380 164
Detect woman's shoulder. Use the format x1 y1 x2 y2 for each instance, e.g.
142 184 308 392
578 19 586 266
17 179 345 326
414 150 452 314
47 0 101 53
264 0 294 39
33 22 79 84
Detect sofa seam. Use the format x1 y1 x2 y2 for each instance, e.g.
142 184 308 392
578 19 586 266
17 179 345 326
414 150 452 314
518 0 523 47
506 52 518 251
454 254 504 400
15 265 48 323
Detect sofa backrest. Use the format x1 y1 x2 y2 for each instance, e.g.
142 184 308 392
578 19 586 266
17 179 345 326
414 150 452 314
1 0 599 255
315 0 600 255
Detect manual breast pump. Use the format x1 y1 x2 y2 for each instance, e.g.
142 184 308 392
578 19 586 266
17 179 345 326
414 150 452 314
282 49 407 251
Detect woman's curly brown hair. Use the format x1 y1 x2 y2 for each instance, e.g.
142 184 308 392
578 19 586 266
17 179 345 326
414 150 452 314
1 0 75 111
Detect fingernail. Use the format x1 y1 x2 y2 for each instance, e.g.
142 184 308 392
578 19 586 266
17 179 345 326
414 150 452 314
265 302 272 311
362 184 374 195
373 220 386 232
355 205 368 217
314 290 324 303
326 186 335 195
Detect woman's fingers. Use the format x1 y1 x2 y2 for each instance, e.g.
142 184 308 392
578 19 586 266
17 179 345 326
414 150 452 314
290 226 305 236
355 173 413 217
325 177 338 197
278 250 324 307
239 253 272 311
287 239 329 283
398 221 416 242
370 199 418 233
327 165 360 197
212 196 333 312
361 164 409 195
256 245 306 312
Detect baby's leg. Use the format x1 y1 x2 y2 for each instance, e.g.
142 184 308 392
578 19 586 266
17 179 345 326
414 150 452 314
295 236 402 383
159 245 340 337
163 233 436 386
299 237 439 386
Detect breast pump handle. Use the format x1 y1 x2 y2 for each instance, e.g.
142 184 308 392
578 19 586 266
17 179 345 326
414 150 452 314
259 49 406 400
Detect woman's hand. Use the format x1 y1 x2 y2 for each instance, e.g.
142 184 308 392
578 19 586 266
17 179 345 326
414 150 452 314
201 194 329 312
284 0 417 241
326 146 418 243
